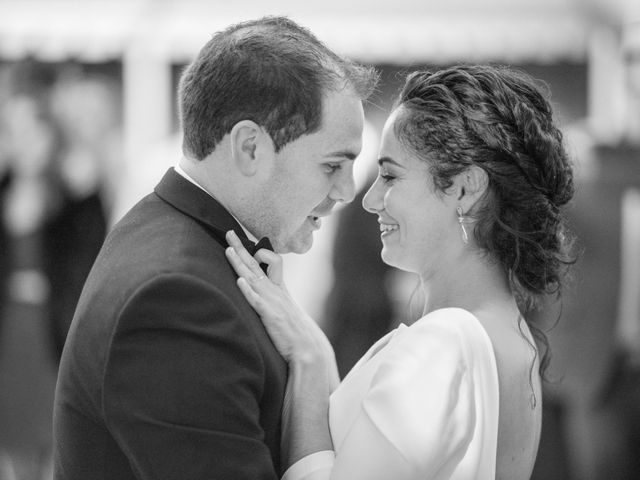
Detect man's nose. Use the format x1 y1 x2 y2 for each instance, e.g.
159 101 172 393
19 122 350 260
330 170 356 204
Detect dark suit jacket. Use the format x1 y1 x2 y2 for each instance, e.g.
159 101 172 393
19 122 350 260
53 168 287 480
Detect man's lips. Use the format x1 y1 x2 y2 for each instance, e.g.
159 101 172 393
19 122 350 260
309 209 333 220
307 215 321 229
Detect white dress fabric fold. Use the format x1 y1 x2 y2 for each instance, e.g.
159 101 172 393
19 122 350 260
287 307 500 480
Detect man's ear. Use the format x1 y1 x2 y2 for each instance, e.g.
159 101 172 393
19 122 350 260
229 120 268 176
454 165 489 212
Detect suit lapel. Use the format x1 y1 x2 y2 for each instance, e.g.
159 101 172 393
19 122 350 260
154 168 254 251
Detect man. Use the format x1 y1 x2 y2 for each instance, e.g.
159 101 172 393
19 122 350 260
53 16 377 480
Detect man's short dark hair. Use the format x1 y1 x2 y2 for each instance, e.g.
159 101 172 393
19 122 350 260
178 16 378 159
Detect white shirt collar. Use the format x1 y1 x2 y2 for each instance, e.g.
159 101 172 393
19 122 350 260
174 162 258 242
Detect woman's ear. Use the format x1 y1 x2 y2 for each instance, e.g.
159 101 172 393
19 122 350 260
229 120 269 176
455 165 488 212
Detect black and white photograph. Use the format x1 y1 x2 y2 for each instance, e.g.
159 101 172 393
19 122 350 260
0 1 639 479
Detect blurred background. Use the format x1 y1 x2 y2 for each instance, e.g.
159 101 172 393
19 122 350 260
0 0 639 479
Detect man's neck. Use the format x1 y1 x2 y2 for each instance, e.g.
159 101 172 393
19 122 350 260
174 160 258 242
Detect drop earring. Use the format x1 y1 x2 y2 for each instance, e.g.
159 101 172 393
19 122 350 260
456 206 469 244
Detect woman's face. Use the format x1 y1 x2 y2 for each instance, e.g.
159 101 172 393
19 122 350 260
363 109 459 276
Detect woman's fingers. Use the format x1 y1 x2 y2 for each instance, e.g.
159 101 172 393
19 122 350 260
226 230 285 285
225 245 252 279
230 259 273 318
236 277 263 311
225 230 264 277
254 249 283 284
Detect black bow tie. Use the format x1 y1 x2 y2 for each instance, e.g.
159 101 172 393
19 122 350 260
251 237 273 255
245 237 273 274
235 235 273 256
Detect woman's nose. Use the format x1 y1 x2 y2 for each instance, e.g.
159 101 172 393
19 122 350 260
362 179 381 214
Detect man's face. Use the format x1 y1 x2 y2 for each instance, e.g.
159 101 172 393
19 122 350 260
256 89 365 253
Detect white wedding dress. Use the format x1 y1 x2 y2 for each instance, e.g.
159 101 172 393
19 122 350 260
284 307 500 480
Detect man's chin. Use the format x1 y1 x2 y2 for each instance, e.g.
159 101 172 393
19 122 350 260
279 234 313 255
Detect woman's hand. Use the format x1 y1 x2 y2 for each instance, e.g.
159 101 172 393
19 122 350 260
226 230 338 464
225 231 337 372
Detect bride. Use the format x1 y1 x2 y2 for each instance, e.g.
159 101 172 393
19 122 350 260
225 64 575 479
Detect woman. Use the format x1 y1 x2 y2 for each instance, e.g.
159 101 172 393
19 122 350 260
226 64 575 479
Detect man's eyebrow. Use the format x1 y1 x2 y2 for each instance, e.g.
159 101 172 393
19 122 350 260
378 156 404 168
324 150 358 160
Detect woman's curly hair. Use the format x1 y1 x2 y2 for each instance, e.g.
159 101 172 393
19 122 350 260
394 64 577 376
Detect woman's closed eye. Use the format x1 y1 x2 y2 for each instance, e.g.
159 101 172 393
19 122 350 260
379 171 397 184
381 174 395 183
377 157 404 185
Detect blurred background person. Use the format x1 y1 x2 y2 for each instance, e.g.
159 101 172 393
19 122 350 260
44 72 118 361
0 62 116 480
323 181 394 378
0 60 60 480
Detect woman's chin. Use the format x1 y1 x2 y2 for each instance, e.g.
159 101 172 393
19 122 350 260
381 248 420 274
380 248 400 269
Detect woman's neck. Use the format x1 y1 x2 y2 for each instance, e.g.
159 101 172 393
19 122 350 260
420 250 515 316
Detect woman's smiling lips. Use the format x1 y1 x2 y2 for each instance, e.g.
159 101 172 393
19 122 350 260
378 220 399 236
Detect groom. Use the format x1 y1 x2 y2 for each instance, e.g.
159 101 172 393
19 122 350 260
53 16 377 480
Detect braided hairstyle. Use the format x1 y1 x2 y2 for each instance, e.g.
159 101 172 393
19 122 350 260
394 64 576 375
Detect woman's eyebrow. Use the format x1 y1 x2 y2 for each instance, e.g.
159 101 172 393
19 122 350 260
378 156 404 168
